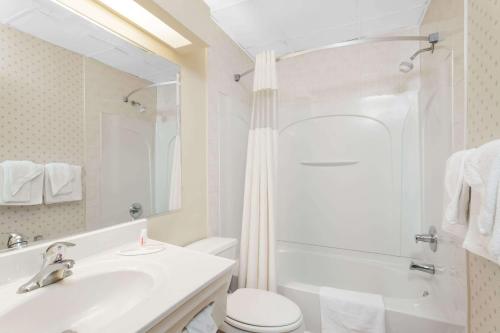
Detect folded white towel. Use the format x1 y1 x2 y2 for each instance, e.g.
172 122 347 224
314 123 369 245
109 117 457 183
0 161 43 204
45 163 75 195
44 165 82 204
320 287 385 333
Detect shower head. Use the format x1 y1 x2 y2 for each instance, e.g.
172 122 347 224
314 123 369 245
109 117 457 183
399 45 432 73
128 100 147 113
122 80 178 113
399 61 414 73
399 45 434 73
399 32 439 73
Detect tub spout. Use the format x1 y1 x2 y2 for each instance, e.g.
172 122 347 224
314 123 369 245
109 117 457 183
409 261 435 275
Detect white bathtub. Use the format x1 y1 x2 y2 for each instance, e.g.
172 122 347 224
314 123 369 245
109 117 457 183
277 242 465 333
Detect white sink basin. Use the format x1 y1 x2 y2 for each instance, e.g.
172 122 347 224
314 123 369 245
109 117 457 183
0 260 164 333
0 223 234 333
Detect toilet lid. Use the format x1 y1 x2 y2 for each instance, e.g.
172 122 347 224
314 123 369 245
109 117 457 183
226 288 302 328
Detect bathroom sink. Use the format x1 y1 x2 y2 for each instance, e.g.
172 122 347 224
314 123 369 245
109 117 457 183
0 260 163 333
0 224 235 333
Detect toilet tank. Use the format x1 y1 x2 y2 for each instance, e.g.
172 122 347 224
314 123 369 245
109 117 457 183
186 237 238 260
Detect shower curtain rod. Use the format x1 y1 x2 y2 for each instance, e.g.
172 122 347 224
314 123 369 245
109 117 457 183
123 80 179 102
233 32 439 82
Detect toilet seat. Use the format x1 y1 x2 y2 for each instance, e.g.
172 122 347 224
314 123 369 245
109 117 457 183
223 288 304 333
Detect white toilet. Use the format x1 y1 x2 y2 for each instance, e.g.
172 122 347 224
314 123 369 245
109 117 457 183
186 237 305 333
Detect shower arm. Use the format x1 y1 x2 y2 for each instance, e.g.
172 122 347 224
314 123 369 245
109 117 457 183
233 32 440 82
409 43 435 61
123 80 179 103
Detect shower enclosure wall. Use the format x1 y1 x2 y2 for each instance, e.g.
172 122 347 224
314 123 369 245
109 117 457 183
219 28 466 333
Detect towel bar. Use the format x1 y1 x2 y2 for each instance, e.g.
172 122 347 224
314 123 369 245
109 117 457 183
300 161 359 167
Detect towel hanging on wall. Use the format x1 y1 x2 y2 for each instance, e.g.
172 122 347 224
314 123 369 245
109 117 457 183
0 161 44 205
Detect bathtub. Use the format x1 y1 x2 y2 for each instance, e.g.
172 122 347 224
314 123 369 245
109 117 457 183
277 242 465 333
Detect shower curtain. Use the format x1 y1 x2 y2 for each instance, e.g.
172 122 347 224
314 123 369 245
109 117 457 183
168 133 181 210
168 78 182 211
239 51 278 292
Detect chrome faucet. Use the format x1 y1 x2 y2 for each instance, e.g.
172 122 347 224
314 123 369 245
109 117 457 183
409 261 435 275
17 242 76 294
2 232 28 249
415 226 438 252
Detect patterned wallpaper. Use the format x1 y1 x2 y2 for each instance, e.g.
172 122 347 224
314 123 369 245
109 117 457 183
0 25 85 243
468 0 500 332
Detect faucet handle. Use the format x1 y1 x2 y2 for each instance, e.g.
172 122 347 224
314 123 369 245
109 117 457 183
4 232 28 249
415 226 438 252
44 242 75 263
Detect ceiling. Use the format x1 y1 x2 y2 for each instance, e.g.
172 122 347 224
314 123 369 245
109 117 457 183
204 0 431 58
0 0 179 83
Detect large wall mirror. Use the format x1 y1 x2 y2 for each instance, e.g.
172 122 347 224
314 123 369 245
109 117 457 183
0 0 182 250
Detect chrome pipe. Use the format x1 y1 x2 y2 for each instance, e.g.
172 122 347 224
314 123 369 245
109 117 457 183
233 32 439 82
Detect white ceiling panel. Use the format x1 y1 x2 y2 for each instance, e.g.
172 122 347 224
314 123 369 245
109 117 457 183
0 0 178 83
286 24 360 53
360 6 426 36
0 0 39 24
359 0 429 20
266 0 359 40
205 0 432 58
204 0 248 11
211 0 287 48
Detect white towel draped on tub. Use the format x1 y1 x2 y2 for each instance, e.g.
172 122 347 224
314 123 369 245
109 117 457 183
0 161 44 205
320 287 385 333
44 165 82 204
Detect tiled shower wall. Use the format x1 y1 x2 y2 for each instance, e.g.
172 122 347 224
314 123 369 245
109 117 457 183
206 24 252 238
467 0 500 332
420 0 467 324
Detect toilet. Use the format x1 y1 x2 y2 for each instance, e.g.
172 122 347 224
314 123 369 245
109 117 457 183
186 237 305 333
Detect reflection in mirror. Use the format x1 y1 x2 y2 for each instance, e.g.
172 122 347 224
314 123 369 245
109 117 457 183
0 0 181 250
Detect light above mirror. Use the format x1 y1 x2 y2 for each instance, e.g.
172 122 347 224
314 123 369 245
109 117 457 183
95 0 191 48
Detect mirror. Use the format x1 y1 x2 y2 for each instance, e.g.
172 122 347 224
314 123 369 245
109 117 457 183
0 0 181 250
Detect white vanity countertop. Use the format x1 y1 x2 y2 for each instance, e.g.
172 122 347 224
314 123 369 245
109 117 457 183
0 223 235 333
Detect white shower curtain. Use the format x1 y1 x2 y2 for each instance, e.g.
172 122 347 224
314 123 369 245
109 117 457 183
239 51 278 292
168 134 181 210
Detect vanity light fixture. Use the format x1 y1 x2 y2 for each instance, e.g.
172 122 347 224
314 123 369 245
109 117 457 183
95 0 191 48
